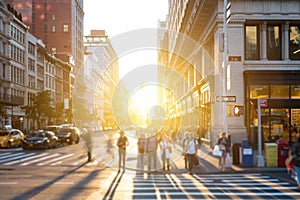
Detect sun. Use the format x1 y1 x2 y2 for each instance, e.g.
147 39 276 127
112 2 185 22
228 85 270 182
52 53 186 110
128 84 160 128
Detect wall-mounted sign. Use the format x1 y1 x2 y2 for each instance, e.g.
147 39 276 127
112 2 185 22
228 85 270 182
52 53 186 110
228 56 241 62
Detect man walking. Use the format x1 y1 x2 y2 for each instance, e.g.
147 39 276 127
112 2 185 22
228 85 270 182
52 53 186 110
147 134 158 172
117 131 129 172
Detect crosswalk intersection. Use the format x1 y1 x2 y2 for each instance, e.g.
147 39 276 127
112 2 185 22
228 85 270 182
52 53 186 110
102 172 300 199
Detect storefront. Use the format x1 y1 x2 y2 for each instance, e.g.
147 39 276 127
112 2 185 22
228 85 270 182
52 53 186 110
244 70 300 148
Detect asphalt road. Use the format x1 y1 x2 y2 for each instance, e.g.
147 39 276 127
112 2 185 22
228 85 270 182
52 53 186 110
1 130 299 199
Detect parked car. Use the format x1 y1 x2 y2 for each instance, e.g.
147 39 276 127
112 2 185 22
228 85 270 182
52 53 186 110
0 129 24 148
44 125 62 136
22 130 58 150
56 126 80 145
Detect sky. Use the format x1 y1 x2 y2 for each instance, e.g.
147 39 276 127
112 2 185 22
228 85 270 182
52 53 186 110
83 0 168 37
83 0 169 125
83 0 169 78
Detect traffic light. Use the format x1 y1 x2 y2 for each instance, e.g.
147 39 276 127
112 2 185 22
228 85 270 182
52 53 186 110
234 105 243 116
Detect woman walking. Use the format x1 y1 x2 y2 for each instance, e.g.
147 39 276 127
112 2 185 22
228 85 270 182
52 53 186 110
216 132 230 170
159 135 171 172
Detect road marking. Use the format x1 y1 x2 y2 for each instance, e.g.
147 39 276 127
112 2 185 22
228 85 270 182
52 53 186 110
0 152 36 163
54 182 74 185
20 153 60 166
0 182 18 184
71 157 87 166
0 152 24 160
132 192 300 197
38 153 74 165
4 153 48 165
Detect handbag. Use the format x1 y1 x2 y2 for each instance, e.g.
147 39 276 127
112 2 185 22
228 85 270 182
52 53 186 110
219 144 226 151
213 145 222 157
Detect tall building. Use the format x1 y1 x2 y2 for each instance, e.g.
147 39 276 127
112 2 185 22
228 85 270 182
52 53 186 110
81 30 119 130
8 0 84 74
160 0 300 150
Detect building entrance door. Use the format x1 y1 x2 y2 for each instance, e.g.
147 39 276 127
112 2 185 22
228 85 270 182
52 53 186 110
261 108 289 142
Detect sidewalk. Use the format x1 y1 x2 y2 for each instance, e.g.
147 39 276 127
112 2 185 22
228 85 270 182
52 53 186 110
170 142 287 174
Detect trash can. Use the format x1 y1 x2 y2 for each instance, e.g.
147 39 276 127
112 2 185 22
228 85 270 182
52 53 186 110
264 143 278 167
276 140 289 167
241 146 254 167
232 143 242 165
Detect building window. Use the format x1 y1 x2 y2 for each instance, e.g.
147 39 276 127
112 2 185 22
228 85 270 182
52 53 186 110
28 42 35 55
52 14 56 20
270 85 289 99
52 25 56 32
289 25 300 60
291 85 300 99
245 25 260 60
250 85 269 99
267 25 281 60
63 24 69 32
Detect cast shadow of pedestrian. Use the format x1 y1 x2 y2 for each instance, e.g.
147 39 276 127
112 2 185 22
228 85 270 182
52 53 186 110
101 170 124 200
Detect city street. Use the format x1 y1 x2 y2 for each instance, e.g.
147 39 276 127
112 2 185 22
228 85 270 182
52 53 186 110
0 130 299 199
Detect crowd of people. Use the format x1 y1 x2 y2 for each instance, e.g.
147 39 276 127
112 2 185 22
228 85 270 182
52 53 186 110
114 128 202 173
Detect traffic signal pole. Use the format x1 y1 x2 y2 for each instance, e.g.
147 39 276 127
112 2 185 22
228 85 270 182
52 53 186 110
257 99 265 167
223 0 229 133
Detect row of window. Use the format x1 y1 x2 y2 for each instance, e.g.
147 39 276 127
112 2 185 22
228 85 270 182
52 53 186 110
11 88 25 98
11 65 25 85
250 84 300 99
10 25 25 45
11 44 25 64
245 22 300 60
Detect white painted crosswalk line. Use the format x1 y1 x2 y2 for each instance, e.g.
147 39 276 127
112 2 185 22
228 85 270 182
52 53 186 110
0 152 13 156
3 153 48 165
38 153 74 166
129 173 300 199
20 153 61 166
0 152 24 161
1 152 37 164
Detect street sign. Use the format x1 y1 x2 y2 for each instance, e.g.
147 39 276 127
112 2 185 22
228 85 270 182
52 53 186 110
216 96 236 102
260 99 267 107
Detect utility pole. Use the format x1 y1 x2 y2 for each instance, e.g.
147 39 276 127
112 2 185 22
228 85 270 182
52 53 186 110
223 0 230 133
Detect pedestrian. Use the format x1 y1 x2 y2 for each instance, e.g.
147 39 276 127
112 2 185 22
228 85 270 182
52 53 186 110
137 134 147 170
287 131 300 191
117 130 129 172
107 137 114 159
182 132 189 169
216 132 230 170
159 135 171 172
82 128 93 162
147 134 158 172
183 132 198 174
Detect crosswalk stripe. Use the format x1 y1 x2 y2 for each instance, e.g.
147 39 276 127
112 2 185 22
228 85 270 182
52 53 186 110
0 153 36 163
132 192 300 196
0 152 24 160
3 153 48 165
38 154 74 166
20 153 61 166
131 186 298 191
0 152 12 156
71 157 87 166
128 173 300 199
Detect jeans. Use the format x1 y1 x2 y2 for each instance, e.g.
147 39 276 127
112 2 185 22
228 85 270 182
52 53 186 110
118 148 126 170
294 165 300 185
148 151 157 171
186 153 195 172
